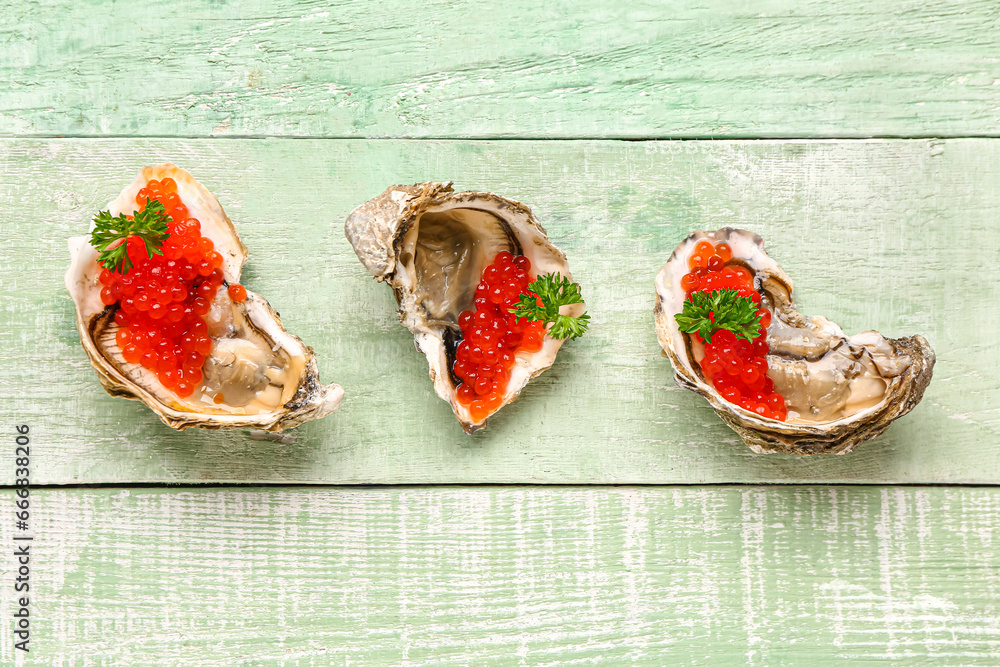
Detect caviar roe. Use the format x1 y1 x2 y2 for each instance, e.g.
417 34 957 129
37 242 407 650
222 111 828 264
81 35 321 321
98 177 247 399
681 239 787 421
227 284 247 302
452 251 546 423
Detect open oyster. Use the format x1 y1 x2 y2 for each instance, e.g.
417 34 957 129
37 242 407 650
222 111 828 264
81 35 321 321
66 164 343 431
655 228 934 455
346 181 583 433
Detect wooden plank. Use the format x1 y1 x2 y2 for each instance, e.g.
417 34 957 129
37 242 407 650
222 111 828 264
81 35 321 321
2 138 999 485
1 486 998 664
2 0 1000 139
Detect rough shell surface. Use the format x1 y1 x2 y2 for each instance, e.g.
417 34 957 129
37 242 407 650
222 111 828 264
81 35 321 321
654 228 935 455
66 164 343 431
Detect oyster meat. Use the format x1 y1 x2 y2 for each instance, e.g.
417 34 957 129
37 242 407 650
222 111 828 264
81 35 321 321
655 228 934 454
66 164 343 431
345 181 583 433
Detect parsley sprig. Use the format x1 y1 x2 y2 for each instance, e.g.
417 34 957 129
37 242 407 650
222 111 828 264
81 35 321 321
89 199 170 274
509 272 590 340
675 289 761 341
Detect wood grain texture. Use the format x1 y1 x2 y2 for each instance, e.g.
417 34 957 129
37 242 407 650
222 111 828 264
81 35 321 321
3 138 999 485
2 0 1000 139
1 486 998 665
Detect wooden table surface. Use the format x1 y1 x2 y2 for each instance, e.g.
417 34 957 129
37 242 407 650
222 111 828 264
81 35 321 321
2 1 999 664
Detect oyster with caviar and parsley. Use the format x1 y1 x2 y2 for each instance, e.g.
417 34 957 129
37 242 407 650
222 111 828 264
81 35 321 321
345 181 586 433
655 228 934 455
66 163 343 431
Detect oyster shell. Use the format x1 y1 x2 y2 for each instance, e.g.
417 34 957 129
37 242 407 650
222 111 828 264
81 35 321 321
345 181 583 433
655 228 934 455
66 164 343 431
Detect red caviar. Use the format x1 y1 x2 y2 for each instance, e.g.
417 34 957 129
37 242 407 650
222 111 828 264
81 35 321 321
98 177 230 399
453 251 545 423
228 284 247 302
680 240 787 421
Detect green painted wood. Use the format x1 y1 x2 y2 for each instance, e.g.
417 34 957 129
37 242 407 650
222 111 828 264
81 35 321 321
1 486 998 664
2 138 999 485
2 0 1000 139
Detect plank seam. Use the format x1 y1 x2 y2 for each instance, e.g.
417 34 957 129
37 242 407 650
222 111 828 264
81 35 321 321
6 482 1000 490
3 134 1000 141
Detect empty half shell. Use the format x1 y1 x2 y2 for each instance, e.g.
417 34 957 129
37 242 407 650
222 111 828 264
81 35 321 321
345 181 583 433
655 228 935 455
66 164 343 431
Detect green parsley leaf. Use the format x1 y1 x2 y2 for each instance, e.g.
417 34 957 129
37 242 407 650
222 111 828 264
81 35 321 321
509 272 590 340
674 288 761 342
89 199 170 274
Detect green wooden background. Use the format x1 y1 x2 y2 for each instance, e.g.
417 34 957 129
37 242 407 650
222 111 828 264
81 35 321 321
5 138 1000 485
4 0 1000 139
3 487 1000 665
2 0 1000 663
